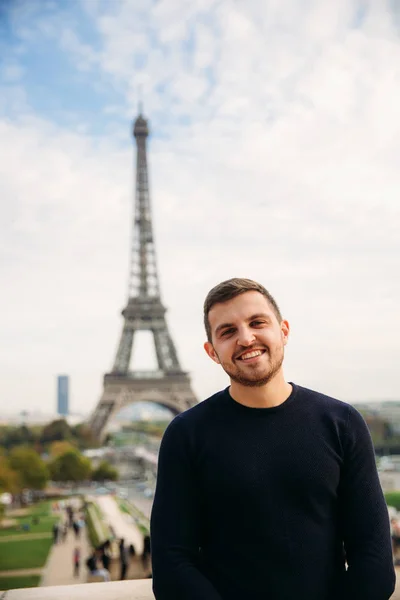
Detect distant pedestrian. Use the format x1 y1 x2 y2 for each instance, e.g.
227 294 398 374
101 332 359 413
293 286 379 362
72 520 80 539
142 534 151 570
99 540 111 571
52 522 59 544
119 538 128 580
66 504 74 527
73 547 81 578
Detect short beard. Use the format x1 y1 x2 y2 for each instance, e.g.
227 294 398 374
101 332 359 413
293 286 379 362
219 350 284 388
229 371 277 387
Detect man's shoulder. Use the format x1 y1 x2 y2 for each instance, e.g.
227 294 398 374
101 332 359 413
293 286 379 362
295 383 357 419
295 384 369 442
166 389 227 432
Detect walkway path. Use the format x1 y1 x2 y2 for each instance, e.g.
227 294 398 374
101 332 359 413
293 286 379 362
0 494 153 591
40 495 149 585
40 499 91 587
94 495 144 555
125 488 153 520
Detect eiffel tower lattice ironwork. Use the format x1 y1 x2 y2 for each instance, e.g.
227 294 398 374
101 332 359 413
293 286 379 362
89 112 197 440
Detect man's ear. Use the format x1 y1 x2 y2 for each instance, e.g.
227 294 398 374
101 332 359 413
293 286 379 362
281 320 290 346
204 341 221 364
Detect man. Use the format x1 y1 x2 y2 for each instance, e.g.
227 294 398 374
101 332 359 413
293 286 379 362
73 546 81 578
119 538 128 580
52 521 59 544
151 278 395 600
98 539 111 571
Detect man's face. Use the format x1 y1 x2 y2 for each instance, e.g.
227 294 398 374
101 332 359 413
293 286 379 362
204 291 289 387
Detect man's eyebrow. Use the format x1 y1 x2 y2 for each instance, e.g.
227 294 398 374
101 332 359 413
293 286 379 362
247 313 271 322
215 322 234 335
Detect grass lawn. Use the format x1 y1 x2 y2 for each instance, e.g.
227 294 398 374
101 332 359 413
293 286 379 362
117 498 131 515
0 575 41 590
0 515 58 537
116 497 149 535
0 537 53 570
30 500 54 516
0 499 59 538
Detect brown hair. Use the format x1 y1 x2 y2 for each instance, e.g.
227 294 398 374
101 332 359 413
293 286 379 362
203 278 282 342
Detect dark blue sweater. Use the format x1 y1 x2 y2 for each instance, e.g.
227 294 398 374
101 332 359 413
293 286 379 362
151 384 395 600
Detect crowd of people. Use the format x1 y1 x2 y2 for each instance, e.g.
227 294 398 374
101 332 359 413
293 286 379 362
85 535 151 581
52 502 85 545
51 500 87 578
50 499 151 582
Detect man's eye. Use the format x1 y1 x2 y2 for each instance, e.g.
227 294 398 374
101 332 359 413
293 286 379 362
251 321 264 327
221 328 234 336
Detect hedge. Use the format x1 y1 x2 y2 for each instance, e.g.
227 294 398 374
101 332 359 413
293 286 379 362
384 491 400 510
84 502 112 548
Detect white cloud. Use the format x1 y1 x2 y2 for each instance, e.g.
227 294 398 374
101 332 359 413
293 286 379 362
1 62 25 82
1 0 400 417
59 29 99 71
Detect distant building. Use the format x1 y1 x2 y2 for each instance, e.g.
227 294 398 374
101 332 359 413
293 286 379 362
355 401 400 434
57 375 69 416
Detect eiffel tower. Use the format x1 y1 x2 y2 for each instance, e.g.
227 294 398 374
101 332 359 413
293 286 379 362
89 111 197 440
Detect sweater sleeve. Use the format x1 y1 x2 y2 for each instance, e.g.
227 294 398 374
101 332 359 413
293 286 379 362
338 406 396 600
150 416 223 600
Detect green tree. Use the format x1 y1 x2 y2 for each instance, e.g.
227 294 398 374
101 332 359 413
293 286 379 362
8 447 49 490
0 456 21 526
39 419 73 445
0 456 21 494
91 461 118 482
48 450 92 483
70 423 98 449
0 425 38 450
49 440 77 458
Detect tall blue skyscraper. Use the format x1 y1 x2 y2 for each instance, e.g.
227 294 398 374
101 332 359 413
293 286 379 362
57 375 69 416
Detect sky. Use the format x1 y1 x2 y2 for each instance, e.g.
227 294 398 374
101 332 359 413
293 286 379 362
1 0 400 417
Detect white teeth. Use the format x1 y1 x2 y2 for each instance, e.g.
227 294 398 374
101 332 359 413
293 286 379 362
240 350 262 360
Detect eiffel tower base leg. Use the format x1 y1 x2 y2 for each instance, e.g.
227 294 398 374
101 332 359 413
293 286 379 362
89 372 197 442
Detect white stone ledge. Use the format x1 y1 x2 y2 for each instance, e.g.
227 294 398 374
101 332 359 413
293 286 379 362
0 579 154 600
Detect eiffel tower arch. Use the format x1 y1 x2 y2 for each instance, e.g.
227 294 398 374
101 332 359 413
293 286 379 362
89 112 197 441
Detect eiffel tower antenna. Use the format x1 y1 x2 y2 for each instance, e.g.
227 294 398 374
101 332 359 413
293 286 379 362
138 85 143 115
89 111 197 441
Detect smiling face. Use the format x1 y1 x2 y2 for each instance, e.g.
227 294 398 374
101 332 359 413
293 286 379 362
204 291 289 387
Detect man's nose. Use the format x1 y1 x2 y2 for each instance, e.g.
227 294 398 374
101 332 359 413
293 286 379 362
237 327 255 347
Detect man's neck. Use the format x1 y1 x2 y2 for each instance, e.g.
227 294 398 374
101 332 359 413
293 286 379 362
229 372 292 408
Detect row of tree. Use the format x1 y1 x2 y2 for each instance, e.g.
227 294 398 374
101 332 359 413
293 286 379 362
0 419 98 452
117 420 170 439
0 442 118 497
359 412 400 455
